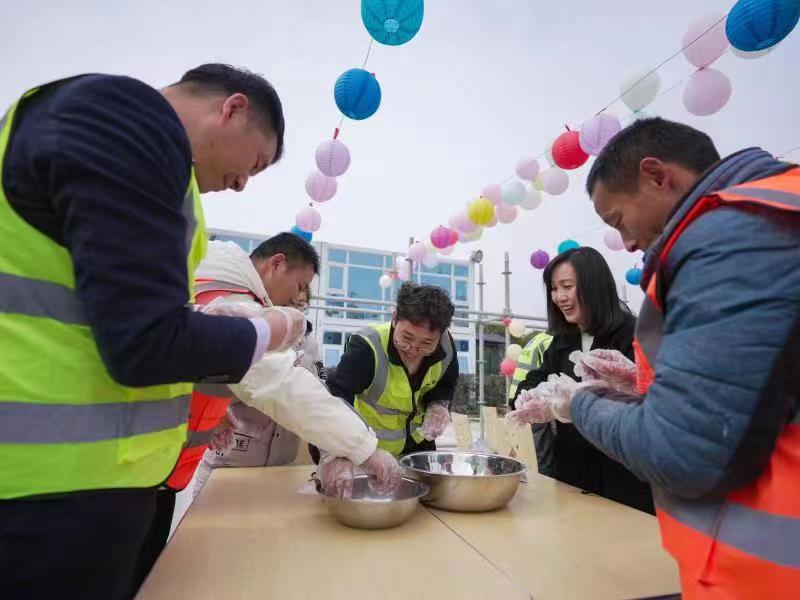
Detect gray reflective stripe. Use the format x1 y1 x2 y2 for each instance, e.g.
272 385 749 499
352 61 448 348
722 185 800 208
0 395 190 444
184 427 215 448
655 489 800 568
358 328 389 408
635 295 664 365
514 361 534 371
182 181 196 258
439 333 454 374
0 272 87 325
194 383 233 398
373 427 407 442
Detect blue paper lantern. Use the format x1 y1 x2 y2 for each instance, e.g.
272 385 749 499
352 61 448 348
726 0 800 52
361 0 425 46
625 268 643 286
558 239 580 254
334 69 382 120
290 226 312 243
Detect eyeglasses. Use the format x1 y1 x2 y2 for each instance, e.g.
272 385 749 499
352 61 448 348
394 335 440 356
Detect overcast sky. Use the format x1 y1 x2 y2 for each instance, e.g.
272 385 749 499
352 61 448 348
4 0 798 317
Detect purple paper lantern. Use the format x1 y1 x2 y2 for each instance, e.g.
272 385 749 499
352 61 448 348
430 225 451 249
515 157 540 181
296 206 322 232
315 138 351 177
481 184 503 205
579 114 622 156
305 170 337 203
530 250 550 269
683 68 732 116
541 168 570 195
683 14 729 68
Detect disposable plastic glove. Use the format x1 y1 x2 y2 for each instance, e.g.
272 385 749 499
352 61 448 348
574 349 637 393
417 404 451 441
506 374 581 425
208 414 235 452
318 454 357 499
361 448 404 495
505 391 557 426
200 299 307 353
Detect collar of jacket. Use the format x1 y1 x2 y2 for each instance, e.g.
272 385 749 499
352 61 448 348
196 240 271 306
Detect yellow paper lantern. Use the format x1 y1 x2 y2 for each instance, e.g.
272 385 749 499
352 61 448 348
467 197 495 226
533 176 545 192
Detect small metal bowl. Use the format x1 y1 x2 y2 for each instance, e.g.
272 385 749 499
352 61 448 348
400 451 526 512
322 475 430 530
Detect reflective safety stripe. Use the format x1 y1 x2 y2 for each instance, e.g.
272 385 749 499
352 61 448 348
359 327 389 408
184 427 215 448
721 185 800 208
656 490 800 568
0 395 190 444
373 427 407 442
193 383 233 398
0 272 87 325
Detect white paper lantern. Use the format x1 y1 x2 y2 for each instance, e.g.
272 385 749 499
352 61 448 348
463 227 483 242
438 245 454 256
519 187 542 211
619 69 661 112
408 242 427 262
495 202 518 224
506 344 523 361
455 211 477 233
501 180 526 206
515 157 540 181
422 254 439 268
378 274 392 288
683 68 732 116
541 168 569 196
732 45 775 59
508 319 526 338
295 206 322 232
396 255 407 269
397 262 410 281
305 170 337 203
315 138 351 177
579 113 622 156
683 14 729 68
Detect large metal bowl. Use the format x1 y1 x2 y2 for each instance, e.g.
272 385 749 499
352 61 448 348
400 451 526 512
322 475 429 530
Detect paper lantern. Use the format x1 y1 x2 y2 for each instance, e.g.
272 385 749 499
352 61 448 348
506 344 523 361
305 170 337 203
467 197 495 226
430 225 451 249
515 157 540 181
484 212 498 228
334 69 381 120
508 319 526 338
501 317 512 327
408 241 427 262
558 239 579 254
530 250 550 269
732 45 775 58
361 0 424 46
462 227 483 242
541 168 569 195
626 267 643 285
289 225 312 242
603 228 625 251
438 245 454 256
397 263 410 281
501 180 526 206
500 358 517 377
552 131 589 170
422 254 439 268
296 206 322 232
379 274 392 289
620 69 661 112
519 188 542 211
496 202 518 224
448 228 460 246
481 184 503 205
315 139 351 177
452 212 477 233
580 114 622 156
683 14 729 68
683 68 732 116
533 176 545 192
396 255 408 269
726 0 800 51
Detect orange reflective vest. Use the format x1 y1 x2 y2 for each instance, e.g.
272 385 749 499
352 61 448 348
634 168 800 599
165 279 266 491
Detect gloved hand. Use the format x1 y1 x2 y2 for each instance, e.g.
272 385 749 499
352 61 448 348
360 448 404 495
574 349 637 393
417 404 451 441
506 388 557 426
506 374 581 425
199 299 306 353
208 414 236 452
317 454 356 499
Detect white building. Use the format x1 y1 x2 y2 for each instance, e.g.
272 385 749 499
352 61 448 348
208 228 477 374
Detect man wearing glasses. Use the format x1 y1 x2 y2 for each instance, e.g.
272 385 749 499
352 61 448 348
327 282 459 456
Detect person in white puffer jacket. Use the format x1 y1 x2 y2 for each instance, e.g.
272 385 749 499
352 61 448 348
192 234 402 498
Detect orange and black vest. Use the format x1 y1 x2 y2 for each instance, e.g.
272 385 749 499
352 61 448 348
635 168 800 599
165 279 266 491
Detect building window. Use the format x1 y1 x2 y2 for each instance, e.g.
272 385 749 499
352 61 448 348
423 263 452 276
323 348 342 368
210 235 256 253
420 273 451 291
455 280 467 303
457 355 471 374
329 248 347 263
348 251 384 268
456 339 469 353
453 264 469 278
323 331 342 345
328 265 344 290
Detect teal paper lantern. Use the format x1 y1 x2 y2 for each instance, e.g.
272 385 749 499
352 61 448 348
290 226 312 243
626 268 643 286
726 0 800 52
334 69 382 120
361 0 424 46
558 239 580 254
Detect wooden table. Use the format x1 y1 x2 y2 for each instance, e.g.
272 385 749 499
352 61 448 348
138 466 679 600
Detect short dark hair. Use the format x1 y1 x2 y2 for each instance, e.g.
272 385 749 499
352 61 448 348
543 247 633 337
251 232 319 274
586 117 720 196
395 282 455 333
174 63 285 164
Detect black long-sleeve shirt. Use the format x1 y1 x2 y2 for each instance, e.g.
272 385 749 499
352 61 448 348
3 74 255 386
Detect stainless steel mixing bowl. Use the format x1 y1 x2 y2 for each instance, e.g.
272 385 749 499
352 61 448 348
322 475 430 529
399 451 526 512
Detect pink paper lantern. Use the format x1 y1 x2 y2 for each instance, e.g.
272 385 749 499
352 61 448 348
501 317 512 327
305 170 337 203
315 138 351 177
603 229 625 251
481 184 503 205
515 157 540 181
579 114 622 156
430 225 451 249
495 202 518 224
452 211 477 233
408 242 427 262
296 206 322 232
683 68 732 116
500 358 517 377
530 250 550 269
448 228 460 246
683 14 729 68
552 130 589 170
541 168 570 195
